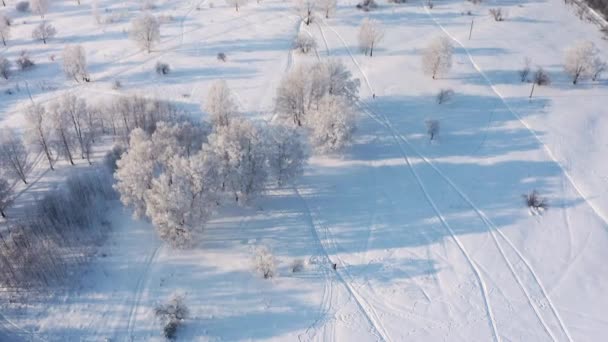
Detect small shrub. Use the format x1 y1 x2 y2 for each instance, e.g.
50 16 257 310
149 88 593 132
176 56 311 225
291 259 305 273
111 79 122 90
16 51 34 70
293 33 317 54
163 321 178 340
519 57 531 82
436 88 454 104
217 52 227 62
155 62 170 75
425 119 440 141
356 0 377 11
489 8 505 21
16 1 29 12
523 190 548 214
533 67 550 86
155 294 189 340
103 145 126 172
253 245 276 279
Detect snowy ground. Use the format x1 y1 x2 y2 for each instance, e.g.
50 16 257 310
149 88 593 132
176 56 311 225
1 0 608 341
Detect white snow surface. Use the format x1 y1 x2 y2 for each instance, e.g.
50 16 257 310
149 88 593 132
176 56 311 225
1 0 608 341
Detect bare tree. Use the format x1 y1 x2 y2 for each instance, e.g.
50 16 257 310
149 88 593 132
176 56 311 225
30 0 49 18
129 13 160 53
0 128 33 184
591 57 607 81
32 21 56 44
436 89 454 104
226 0 248 11
0 178 10 218
529 67 550 99
358 18 384 57
318 0 336 18
0 13 10 46
49 100 77 165
0 56 10 79
295 0 316 25
489 8 506 21
564 41 599 84
62 45 89 82
24 103 55 170
519 57 531 82
425 119 440 141
422 36 453 79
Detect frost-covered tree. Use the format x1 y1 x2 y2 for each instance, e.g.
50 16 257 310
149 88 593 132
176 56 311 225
56 94 89 160
318 0 336 18
24 103 55 170
0 56 10 79
205 119 269 203
205 80 237 128
253 245 276 279
267 124 307 186
296 0 316 25
0 128 33 184
564 41 599 84
0 13 10 46
308 95 357 152
358 18 384 57
145 155 219 248
30 0 49 18
226 0 248 11
318 59 360 103
48 100 77 165
130 13 160 53
0 178 10 218
62 45 89 82
293 33 317 54
114 129 155 217
275 65 310 126
422 36 453 79
32 21 56 44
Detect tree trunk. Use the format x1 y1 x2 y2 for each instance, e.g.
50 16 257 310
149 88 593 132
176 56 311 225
370 42 374 57
529 83 535 100
0 209 5 218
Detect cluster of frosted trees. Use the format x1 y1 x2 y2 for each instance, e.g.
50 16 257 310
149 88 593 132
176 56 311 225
275 59 361 152
114 81 307 248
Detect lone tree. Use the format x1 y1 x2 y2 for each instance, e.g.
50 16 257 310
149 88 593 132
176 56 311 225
0 128 33 185
62 45 89 82
296 0 316 25
358 18 384 57
422 36 453 79
564 41 599 84
226 0 248 12
32 21 56 44
130 13 160 53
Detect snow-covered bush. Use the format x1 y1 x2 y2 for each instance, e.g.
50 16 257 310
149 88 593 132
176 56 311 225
436 88 454 104
130 13 160 53
293 33 317 54
155 294 189 340
16 50 35 70
63 45 89 82
291 259 306 273
422 36 453 79
425 119 439 141
564 41 599 84
489 8 506 21
32 21 56 44
217 52 227 62
253 245 276 279
0 56 10 79
358 18 384 57
524 190 548 215
155 61 170 75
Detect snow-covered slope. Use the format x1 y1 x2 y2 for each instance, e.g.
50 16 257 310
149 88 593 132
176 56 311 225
1 0 608 341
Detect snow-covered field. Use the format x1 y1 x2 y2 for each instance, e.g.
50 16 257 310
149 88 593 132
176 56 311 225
1 0 608 340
